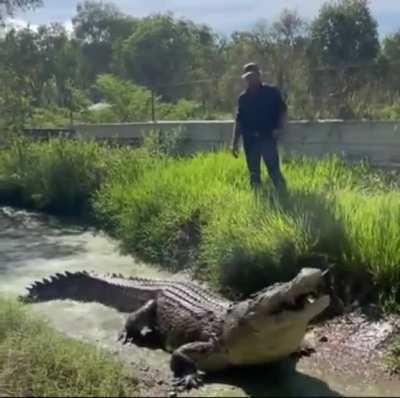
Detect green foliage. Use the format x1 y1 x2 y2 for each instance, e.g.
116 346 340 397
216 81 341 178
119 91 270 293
92 146 155 231
348 96 400 121
30 106 72 128
92 74 203 122
337 192 400 287
0 137 109 214
95 74 152 121
199 191 311 294
0 69 34 132
73 1 135 43
0 24 79 107
72 1 137 85
309 0 379 67
1 1 399 122
142 127 185 157
383 30 400 63
0 298 137 397
121 14 213 99
156 99 202 120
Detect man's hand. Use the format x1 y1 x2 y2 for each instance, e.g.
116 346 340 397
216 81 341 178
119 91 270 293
231 141 239 158
231 123 241 158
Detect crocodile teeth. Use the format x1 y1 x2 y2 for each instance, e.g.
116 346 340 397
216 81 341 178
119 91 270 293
307 296 316 304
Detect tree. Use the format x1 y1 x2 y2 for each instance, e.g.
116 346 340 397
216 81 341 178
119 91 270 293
309 0 379 67
72 1 136 85
380 31 400 92
308 0 380 118
260 9 308 91
95 74 152 121
383 31 400 63
0 27 43 103
0 68 34 132
0 24 79 107
122 14 201 99
0 0 42 21
270 9 311 116
36 23 79 106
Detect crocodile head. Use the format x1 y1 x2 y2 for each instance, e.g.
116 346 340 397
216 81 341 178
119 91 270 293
221 268 330 367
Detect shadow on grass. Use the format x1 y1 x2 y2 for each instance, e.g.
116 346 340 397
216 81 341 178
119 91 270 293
259 188 374 306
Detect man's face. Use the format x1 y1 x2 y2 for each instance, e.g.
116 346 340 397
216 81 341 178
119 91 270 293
245 71 261 89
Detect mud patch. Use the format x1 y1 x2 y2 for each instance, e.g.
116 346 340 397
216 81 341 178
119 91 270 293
298 310 400 396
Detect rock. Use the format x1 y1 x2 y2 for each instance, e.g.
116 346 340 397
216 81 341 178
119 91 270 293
320 335 328 343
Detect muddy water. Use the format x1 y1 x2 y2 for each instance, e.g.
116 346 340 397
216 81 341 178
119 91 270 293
0 206 398 397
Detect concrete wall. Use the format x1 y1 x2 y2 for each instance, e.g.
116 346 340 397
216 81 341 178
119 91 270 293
75 120 400 167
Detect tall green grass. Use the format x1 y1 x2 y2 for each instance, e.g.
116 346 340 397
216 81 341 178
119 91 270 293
0 137 152 215
0 299 137 397
0 137 400 303
93 149 400 300
0 137 108 214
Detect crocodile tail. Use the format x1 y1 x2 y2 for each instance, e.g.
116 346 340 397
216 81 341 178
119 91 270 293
19 271 137 312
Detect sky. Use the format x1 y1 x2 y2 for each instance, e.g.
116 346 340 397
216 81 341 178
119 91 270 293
10 0 400 37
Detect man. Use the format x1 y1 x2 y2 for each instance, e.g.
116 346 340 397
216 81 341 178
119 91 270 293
231 62 287 193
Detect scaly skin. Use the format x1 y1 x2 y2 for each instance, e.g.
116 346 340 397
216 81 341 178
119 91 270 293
21 268 330 390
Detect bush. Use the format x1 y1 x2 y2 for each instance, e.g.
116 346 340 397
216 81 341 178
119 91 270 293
0 137 109 214
142 126 186 157
90 74 204 123
0 299 137 397
30 107 72 128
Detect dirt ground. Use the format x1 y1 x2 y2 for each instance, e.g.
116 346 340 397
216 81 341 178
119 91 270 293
125 309 400 397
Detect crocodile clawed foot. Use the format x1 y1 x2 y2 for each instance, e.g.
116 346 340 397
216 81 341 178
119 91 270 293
172 371 205 391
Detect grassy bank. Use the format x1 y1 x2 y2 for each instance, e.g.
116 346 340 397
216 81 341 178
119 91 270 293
387 339 400 374
1 137 400 305
0 137 154 215
0 299 137 397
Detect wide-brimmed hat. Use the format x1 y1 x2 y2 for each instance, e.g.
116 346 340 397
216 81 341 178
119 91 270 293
241 62 261 79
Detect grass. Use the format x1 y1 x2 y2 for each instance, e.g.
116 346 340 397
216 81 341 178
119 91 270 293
1 137 400 304
0 298 137 397
387 338 400 374
0 136 108 214
94 149 400 301
0 136 153 216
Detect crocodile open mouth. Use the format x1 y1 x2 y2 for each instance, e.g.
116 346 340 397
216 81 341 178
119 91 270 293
272 292 321 314
282 267 332 313
247 268 331 321
289 292 318 310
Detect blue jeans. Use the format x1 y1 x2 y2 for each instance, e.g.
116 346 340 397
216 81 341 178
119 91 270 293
242 132 286 191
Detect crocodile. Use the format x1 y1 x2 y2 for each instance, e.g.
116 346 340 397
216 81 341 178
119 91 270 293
21 268 330 389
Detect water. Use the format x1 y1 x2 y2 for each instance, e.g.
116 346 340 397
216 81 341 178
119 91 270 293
0 206 398 397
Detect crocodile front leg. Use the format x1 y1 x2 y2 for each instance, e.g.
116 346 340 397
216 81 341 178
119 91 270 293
170 340 219 390
118 300 158 345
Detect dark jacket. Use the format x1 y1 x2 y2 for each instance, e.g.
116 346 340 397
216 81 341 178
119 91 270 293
236 83 287 135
